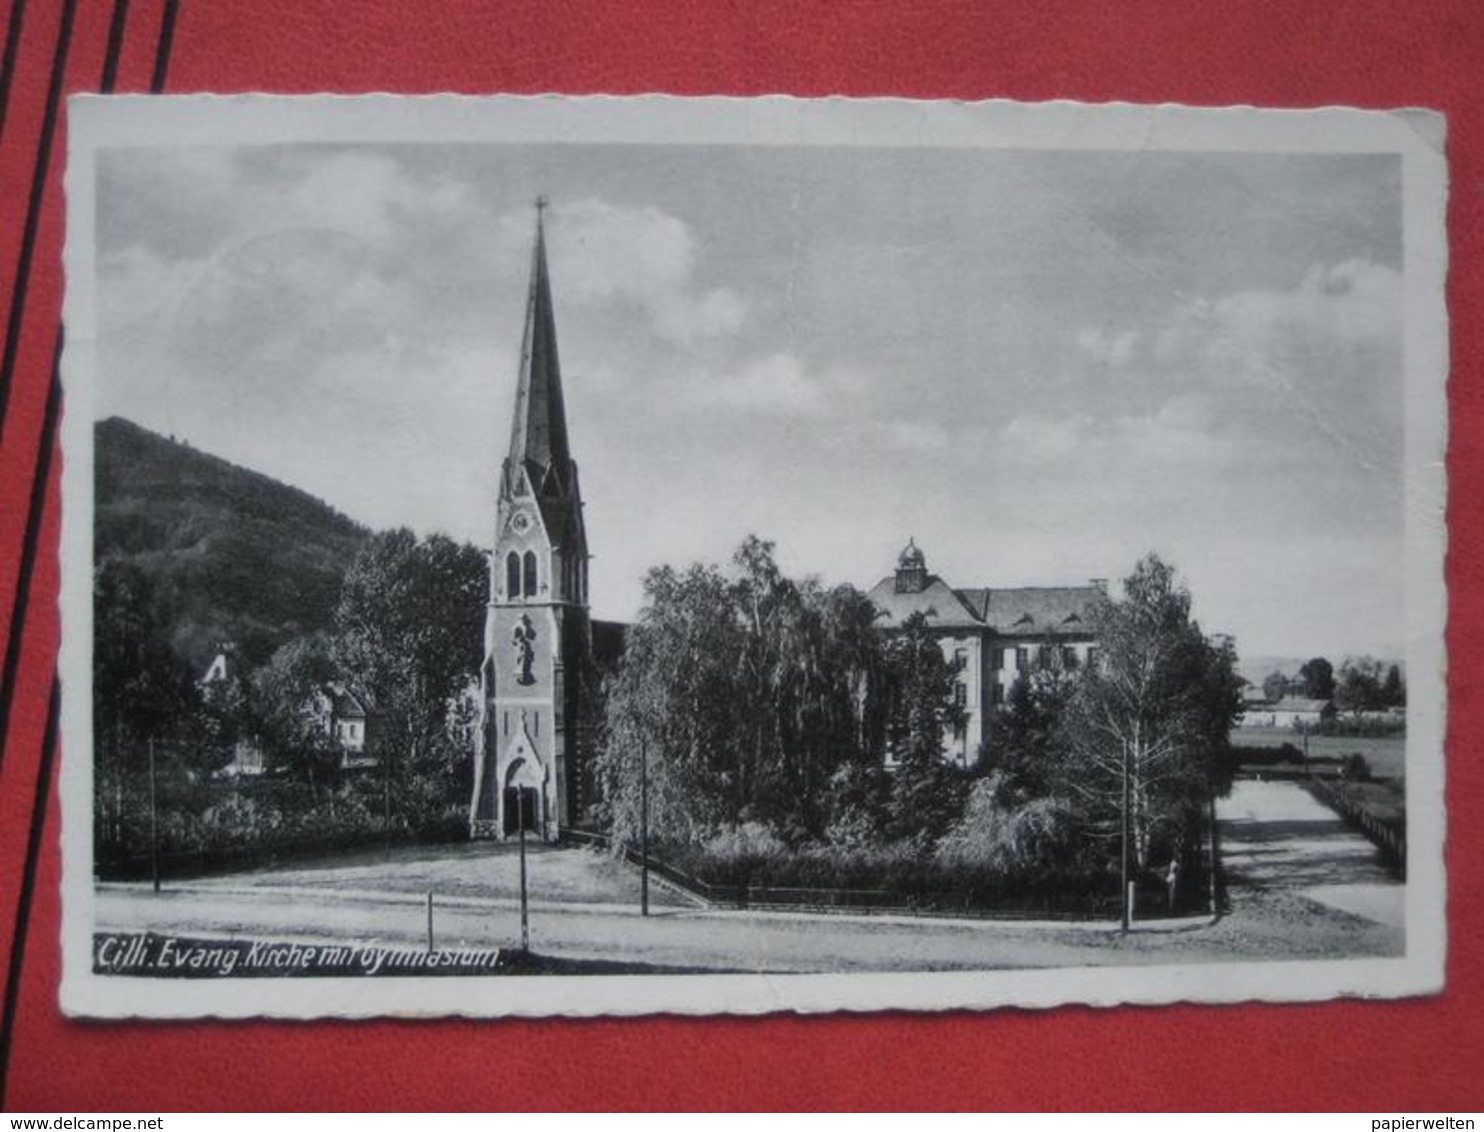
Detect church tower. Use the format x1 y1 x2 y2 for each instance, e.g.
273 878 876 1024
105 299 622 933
470 202 591 841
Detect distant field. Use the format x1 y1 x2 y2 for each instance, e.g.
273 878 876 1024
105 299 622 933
1230 727 1406 780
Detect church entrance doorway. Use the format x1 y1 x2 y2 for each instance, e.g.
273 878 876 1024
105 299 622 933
503 785 539 836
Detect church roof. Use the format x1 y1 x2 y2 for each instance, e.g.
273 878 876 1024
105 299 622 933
507 204 571 476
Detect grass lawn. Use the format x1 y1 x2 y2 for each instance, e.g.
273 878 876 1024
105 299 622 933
192 839 693 908
1230 726 1406 780
1328 779 1405 826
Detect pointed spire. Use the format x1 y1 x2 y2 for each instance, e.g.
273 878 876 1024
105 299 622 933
507 198 571 476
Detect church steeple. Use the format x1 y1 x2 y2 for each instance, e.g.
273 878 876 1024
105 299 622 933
507 198 571 477
496 199 587 602
472 199 594 843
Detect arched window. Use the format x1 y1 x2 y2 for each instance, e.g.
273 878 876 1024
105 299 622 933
523 550 538 596
505 551 522 598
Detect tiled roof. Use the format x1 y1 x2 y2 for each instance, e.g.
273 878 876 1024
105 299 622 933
1269 697 1332 713
863 576 985 629
978 586 1101 636
323 682 369 718
864 578 1101 637
592 619 628 669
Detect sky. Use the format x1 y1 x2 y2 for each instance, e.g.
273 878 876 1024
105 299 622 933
93 139 1407 660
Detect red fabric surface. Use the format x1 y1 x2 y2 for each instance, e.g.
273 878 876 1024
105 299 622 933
1 0 1480 1111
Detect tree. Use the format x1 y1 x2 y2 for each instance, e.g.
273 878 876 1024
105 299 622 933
331 530 486 827
1057 555 1242 877
1381 663 1406 708
253 634 342 784
1298 656 1335 700
596 536 894 849
989 661 1075 805
1335 656 1385 715
94 559 196 854
597 560 750 846
1261 670 1289 704
883 611 970 847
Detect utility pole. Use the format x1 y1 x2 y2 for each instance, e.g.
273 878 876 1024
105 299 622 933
640 733 650 917
148 737 160 895
1120 740 1131 932
383 749 392 861
1207 791 1220 917
518 788 530 952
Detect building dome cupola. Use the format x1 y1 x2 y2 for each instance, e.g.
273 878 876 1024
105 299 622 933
895 538 929 594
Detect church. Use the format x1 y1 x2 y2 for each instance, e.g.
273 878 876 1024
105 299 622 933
471 206 1102 841
468 204 597 842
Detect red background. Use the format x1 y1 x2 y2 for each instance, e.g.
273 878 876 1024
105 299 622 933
1 0 1480 1111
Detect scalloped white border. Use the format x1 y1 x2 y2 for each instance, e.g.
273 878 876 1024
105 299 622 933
58 94 1448 1019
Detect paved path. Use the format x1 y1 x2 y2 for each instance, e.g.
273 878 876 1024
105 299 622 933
1217 779 1404 930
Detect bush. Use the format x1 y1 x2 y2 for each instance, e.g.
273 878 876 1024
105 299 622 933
934 777 1076 873
1340 753 1372 782
1226 743 1304 769
1317 715 1405 738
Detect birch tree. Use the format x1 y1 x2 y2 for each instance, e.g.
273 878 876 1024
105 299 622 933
1058 555 1241 873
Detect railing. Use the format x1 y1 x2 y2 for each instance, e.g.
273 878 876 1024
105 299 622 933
562 828 1153 921
95 825 467 882
1305 778 1406 877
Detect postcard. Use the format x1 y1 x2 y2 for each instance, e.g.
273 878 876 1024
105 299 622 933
59 94 1447 1017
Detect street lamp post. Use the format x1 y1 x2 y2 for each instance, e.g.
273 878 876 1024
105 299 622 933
148 737 160 895
518 788 530 952
1120 739 1131 932
640 733 650 917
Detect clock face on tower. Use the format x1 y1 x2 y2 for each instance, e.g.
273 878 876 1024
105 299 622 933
510 510 533 537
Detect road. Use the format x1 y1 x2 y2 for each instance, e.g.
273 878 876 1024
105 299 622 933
93 780 1404 973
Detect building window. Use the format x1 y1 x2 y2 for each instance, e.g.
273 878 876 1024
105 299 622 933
1086 646 1100 670
506 551 522 598
954 682 967 708
992 683 1003 705
1062 645 1078 669
953 647 968 672
1015 647 1029 673
523 550 538 596
993 648 1005 671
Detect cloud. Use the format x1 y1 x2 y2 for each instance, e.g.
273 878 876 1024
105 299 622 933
1000 394 1234 471
885 420 950 451
1001 412 1097 459
531 198 748 344
696 352 826 416
1154 259 1401 381
1075 326 1139 369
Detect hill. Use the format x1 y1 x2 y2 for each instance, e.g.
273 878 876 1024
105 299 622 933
95 417 372 669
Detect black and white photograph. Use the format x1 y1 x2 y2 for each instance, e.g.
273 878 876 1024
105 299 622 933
58 95 1447 1017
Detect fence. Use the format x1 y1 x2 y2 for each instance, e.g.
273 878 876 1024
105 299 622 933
563 827 1156 921
1304 778 1407 877
96 825 468 883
